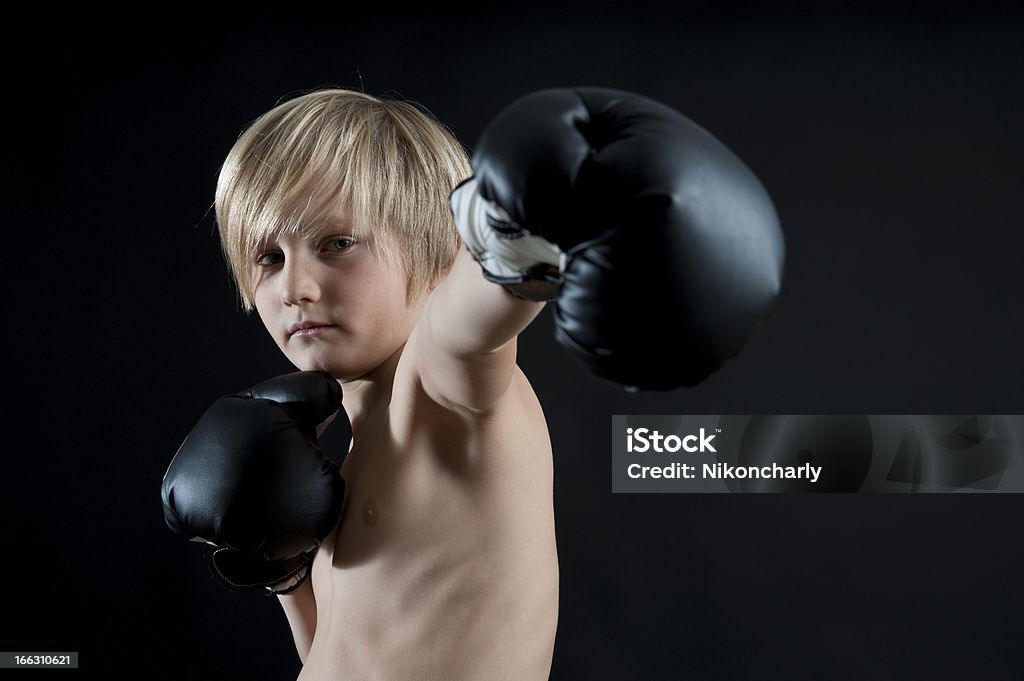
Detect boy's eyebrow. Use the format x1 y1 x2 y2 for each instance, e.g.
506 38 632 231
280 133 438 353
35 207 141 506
250 238 274 254
249 215 355 252
309 222 358 239
321 216 354 231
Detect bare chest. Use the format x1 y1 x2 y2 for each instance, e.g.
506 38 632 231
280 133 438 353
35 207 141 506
302 387 558 679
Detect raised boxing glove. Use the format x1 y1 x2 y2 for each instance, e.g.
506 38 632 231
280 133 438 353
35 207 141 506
450 86 785 391
160 371 347 595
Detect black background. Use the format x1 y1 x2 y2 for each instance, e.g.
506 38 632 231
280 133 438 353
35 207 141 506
5 5 1024 679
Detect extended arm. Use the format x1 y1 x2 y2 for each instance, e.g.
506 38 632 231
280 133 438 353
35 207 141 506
441 87 785 392
421 85 783 405
417 245 546 413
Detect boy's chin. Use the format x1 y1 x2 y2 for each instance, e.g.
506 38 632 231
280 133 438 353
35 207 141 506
293 357 372 382
289 343 403 382
295 359 342 378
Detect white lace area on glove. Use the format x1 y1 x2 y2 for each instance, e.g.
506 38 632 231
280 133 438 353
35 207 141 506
268 565 309 594
449 177 566 279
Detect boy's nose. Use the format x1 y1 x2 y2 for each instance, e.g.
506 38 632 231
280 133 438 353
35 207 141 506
280 258 322 305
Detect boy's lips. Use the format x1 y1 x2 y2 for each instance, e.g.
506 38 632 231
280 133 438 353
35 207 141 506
289 321 337 337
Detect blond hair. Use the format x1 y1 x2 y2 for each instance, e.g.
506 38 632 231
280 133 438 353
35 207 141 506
214 88 471 311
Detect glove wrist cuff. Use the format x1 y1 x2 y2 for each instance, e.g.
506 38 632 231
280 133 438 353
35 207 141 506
207 546 314 596
450 177 565 301
265 566 310 596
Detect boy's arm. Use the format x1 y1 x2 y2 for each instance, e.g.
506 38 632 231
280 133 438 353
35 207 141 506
418 245 546 413
276 577 317 665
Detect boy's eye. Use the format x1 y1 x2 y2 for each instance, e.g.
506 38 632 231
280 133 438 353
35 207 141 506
256 251 283 266
326 237 354 252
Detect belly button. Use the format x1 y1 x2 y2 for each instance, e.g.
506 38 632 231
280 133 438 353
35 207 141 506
362 497 379 527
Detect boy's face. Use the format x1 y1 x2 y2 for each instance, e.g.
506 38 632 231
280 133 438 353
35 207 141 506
251 217 424 381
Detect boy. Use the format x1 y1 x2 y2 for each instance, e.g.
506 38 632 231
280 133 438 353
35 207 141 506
162 85 783 680
188 88 558 680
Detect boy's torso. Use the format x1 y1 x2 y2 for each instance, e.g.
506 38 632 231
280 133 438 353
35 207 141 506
299 329 559 681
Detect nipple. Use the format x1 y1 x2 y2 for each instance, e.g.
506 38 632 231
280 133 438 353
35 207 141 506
362 497 379 527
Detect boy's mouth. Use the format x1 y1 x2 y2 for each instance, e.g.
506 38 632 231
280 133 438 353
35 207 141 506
289 321 337 338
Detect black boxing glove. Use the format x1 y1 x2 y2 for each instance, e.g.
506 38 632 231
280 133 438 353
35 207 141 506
160 371 346 595
450 86 785 391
